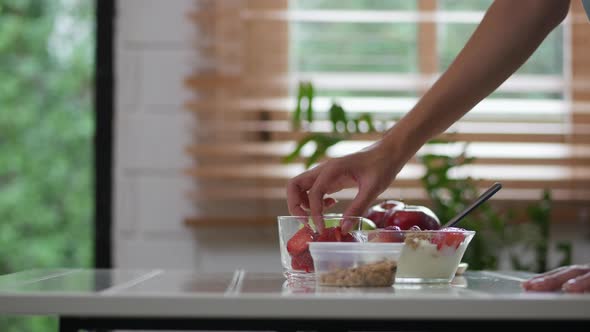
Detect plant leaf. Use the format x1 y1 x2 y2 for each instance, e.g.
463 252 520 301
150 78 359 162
328 102 347 133
305 134 343 168
305 82 314 123
281 135 314 164
292 81 305 130
282 134 343 169
356 113 376 132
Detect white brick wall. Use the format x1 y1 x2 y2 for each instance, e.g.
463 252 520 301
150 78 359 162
113 0 588 274
113 0 282 273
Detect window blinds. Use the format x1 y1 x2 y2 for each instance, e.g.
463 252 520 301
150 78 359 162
184 0 590 226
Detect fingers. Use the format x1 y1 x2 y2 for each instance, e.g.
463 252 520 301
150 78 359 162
323 197 338 210
286 171 318 216
308 185 326 234
521 266 567 290
522 265 590 292
522 265 570 286
562 271 590 293
301 197 338 211
286 165 340 235
341 184 376 233
308 169 342 234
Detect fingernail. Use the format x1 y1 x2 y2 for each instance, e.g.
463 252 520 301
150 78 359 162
562 279 578 292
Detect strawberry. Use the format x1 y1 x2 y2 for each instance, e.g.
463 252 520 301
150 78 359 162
316 227 356 242
341 232 356 242
431 228 466 250
291 249 314 272
286 225 316 256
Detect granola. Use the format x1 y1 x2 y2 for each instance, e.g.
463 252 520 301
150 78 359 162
404 231 431 249
318 260 397 287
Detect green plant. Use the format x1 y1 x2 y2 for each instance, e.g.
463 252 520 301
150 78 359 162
508 190 572 273
0 0 94 331
283 81 377 168
284 81 571 272
293 81 315 129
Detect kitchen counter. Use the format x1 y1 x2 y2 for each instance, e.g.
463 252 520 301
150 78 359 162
0 268 588 331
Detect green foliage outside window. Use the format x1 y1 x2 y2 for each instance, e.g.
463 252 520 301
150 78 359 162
0 0 94 331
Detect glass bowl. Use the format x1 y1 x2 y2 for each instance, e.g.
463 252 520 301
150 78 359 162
277 215 371 280
358 228 475 284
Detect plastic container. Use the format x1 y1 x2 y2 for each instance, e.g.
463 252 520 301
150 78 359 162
360 228 475 284
309 242 402 287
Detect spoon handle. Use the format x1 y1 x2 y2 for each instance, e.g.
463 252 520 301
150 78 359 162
442 182 503 229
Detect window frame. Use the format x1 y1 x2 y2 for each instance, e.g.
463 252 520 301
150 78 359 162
94 0 115 269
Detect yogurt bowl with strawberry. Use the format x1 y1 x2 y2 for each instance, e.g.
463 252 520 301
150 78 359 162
361 227 475 284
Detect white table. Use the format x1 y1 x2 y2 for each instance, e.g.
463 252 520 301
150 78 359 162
0 269 588 331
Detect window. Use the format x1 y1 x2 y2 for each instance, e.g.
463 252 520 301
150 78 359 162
185 0 589 226
0 1 95 331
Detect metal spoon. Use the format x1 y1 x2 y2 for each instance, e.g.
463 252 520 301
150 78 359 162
441 182 503 229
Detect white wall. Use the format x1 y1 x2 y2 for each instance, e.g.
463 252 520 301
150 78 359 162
112 0 590 273
113 0 282 273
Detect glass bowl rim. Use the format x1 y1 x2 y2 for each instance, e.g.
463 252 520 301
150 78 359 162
277 215 367 219
309 241 404 249
360 229 476 235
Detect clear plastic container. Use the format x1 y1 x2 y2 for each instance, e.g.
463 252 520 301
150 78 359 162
309 242 402 287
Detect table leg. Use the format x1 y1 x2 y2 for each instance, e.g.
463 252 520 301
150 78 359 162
58 317 78 332
60 318 111 332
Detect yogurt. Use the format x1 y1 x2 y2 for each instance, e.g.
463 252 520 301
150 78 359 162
395 231 473 283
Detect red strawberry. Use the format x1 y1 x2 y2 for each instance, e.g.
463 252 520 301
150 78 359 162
316 227 338 242
291 249 314 272
287 225 316 256
340 232 356 242
316 227 356 242
431 228 466 250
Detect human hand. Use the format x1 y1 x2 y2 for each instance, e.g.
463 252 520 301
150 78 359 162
286 142 401 234
522 264 590 293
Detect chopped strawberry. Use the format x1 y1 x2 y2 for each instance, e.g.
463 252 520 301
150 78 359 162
316 227 338 242
287 225 316 256
316 227 356 242
341 232 356 242
431 228 466 250
291 249 314 272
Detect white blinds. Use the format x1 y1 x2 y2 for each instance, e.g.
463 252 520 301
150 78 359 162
184 0 590 226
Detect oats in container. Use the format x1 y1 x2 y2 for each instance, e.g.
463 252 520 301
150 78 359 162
309 242 402 287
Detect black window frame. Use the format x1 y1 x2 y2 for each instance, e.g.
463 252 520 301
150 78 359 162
94 0 115 269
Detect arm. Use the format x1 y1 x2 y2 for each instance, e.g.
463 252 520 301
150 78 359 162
287 0 571 232
382 0 571 162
